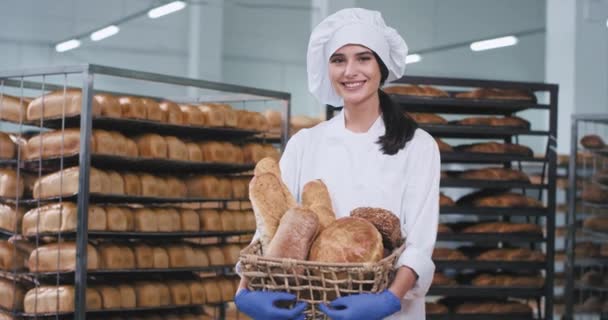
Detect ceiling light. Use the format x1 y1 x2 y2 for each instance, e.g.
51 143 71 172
148 1 186 19
90 25 120 41
406 54 421 64
470 36 518 51
55 39 81 53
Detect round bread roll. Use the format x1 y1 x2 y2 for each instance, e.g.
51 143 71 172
350 207 402 251
309 217 383 263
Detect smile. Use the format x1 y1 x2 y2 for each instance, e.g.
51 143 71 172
342 81 366 88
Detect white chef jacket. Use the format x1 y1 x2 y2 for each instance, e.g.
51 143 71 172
279 110 440 319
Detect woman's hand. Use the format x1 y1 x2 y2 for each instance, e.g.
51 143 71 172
318 289 401 320
234 289 308 320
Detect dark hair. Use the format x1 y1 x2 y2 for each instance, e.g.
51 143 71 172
374 52 418 155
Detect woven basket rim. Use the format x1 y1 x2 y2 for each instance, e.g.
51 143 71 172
239 239 405 268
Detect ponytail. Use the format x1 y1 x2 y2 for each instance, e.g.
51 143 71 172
374 53 418 155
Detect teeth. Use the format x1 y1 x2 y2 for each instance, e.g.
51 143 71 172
344 81 364 88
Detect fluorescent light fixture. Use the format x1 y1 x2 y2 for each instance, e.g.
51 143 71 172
406 54 422 64
55 39 81 52
470 36 518 51
606 18 608 28
90 25 120 41
148 1 186 19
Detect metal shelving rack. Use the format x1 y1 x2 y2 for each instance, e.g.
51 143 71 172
0 64 291 319
565 114 608 319
327 75 558 320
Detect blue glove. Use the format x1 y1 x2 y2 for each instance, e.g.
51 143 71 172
318 290 401 320
234 288 308 320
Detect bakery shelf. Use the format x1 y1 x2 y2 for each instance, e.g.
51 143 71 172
0 159 18 167
31 115 262 141
391 95 547 115
574 257 608 267
19 193 247 205
440 178 547 190
21 154 255 174
574 281 608 292
428 286 544 298
421 124 548 139
440 206 549 217
0 228 15 239
427 314 536 320
24 230 255 240
437 233 545 243
440 152 544 164
17 304 203 318
434 260 545 271
27 265 235 282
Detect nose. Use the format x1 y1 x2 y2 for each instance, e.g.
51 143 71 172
344 60 358 78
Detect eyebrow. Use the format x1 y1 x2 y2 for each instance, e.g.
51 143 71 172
330 51 373 59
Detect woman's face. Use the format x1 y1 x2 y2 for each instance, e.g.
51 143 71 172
328 44 382 106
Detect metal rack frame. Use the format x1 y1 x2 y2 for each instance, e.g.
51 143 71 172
327 75 558 319
0 64 291 319
565 114 608 319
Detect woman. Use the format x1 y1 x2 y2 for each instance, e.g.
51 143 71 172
235 8 439 320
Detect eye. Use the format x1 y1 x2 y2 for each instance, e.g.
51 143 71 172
330 57 345 64
358 56 372 62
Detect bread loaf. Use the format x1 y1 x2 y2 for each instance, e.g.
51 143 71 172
219 210 236 231
133 243 154 268
476 248 545 261
165 136 188 161
187 281 206 304
432 272 457 286
437 223 452 234
166 244 192 268
95 285 121 309
186 142 202 162
459 168 529 182
135 134 167 159
167 281 191 305
32 167 110 199
221 245 241 265
581 134 605 149
216 103 238 127
432 248 468 261
263 109 282 130
217 277 235 302
426 302 448 315
252 112 270 132
0 94 27 123
231 177 249 199
179 209 200 232
350 207 402 250
0 204 22 233
205 246 225 266
406 112 447 125
453 116 530 129
583 215 608 232
98 243 135 269
118 96 146 119
199 141 224 163
152 247 169 268
191 247 209 267
0 240 26 270
24 285 101 313
156 101 182 124
455 88 535 101
462 222 542 234
455 301 531 314
22 202 106 236
134 282 161 307
0 132 15 159
582 183 608 204
27 90 121 121
249 173 297 251
236 110 255 130
165 177 187 199
457 191 543 208
122 172 141 196
383 85 449 97
216 178 233 199
201 279 222 303
117 284 136 308
186 175 220 198
471 274 544 287
105 207 132 231
106 170 125 195
301 179 336 230
455 142 533 156
141 98 163 122
156 208 181 232
179 105 206 126
199 209 223 231
265 207 319 260
133 208 158 232
242 143 266 164
309 217 383 263
439 193 455 206
0 278 24 310
0 169 23 198
198 104 225 127
263 144 280 161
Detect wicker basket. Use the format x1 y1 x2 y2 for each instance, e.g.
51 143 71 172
239 240 405 319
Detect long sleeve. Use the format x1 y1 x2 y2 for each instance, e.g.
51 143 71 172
279 129 307 203
396 135 440 300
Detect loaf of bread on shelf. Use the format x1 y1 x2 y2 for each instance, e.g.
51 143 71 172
456 191 543 208
0 169 24 198
583 215 608 232
458 167 530 182
197 104 225 127
454 142 533 156
22 202 106 236
93 285 121 309
455 301 532 314
164 136 188 161
231 177 249 200
302 179 336 230
249 172 298 251
217 103 239 127
205 246 225 266
98 243 135 269
452 116 531 128
118 96 146 119
199 141 225 163
0 240 27 271
435 138 452 152
165 177 187 199
179 104 206 126
0 204 22 233
132 208 158 232
156 208 181 232
309 217 383 263
462 222 542 234
27 90 121 121
0 132 15 159
186 175 220 198
191 246 209 267
426 302 449 315
33 167 112 199
439 193 455 206
437 223 453 234
0 94 28 123
158 101 183 125
185 142 202 162
134 282 161 307
221 244 242 265
152 247 169 268
265 207 319 260
134 134 167 159
455 88 535 101
405 112 447 125
0 278 25 310
236 110 255 131
106 170 125 195
186 281 205 304
263 109 282 131
165 244 193 268
199 209 223 231
219 210 236 231
432 272 457 286
350 207 402 251
179 209 200 232
581 183 608 204
242 143 267 164
432 247 467 261
105 206 132 231
581 134 605 149
167 281 191 306
201 279 222 304
471 274 544 287
476 248 545 261
383 85 449 97
252 111 270 132
24 285 102 313
139 98 162 122
132 243 154 269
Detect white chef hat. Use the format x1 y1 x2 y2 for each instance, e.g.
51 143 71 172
307 8 409 106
